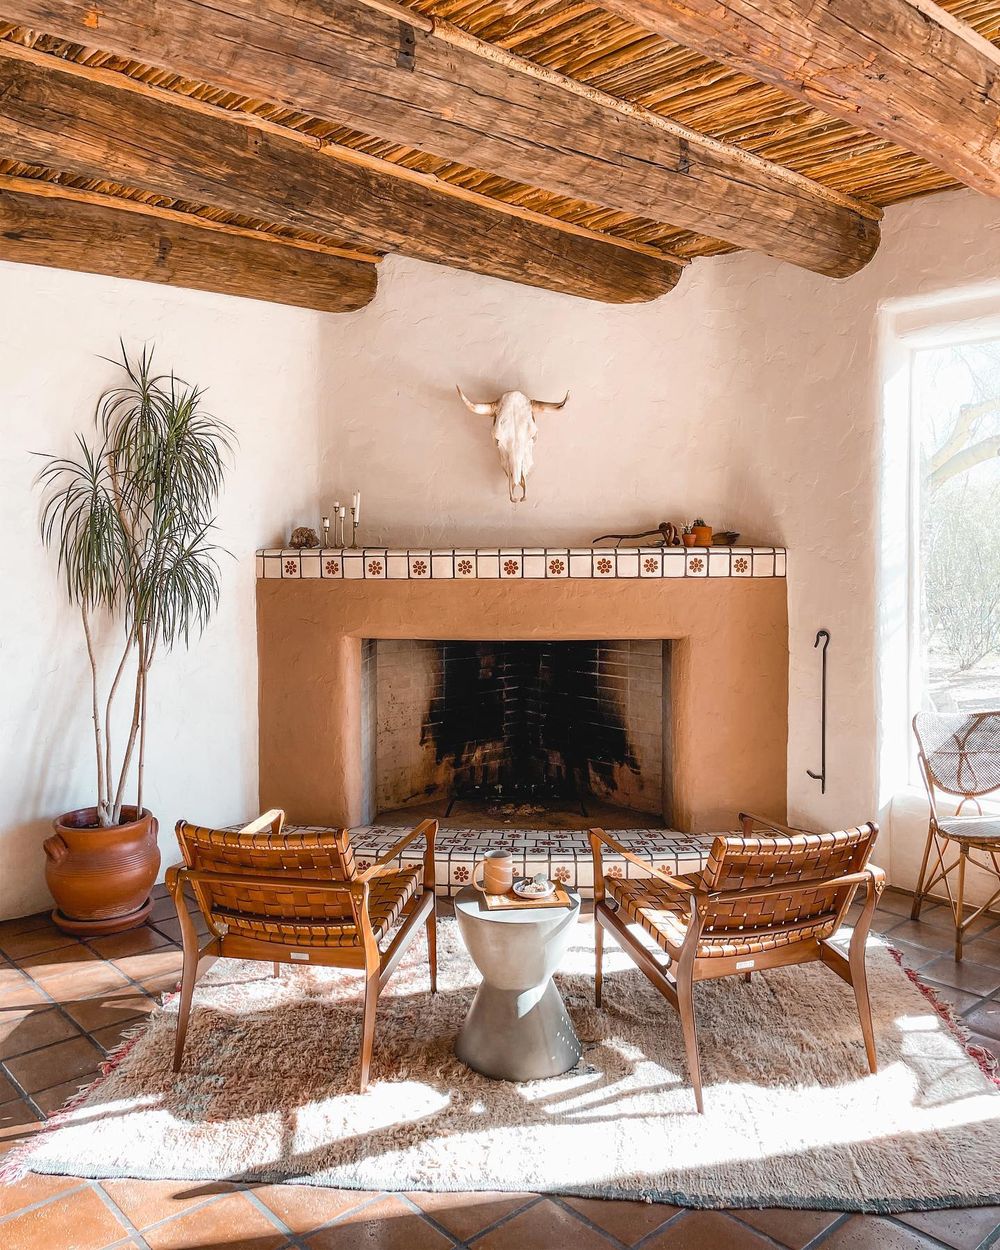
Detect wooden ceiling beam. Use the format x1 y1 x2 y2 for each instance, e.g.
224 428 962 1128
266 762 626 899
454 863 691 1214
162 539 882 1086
2 0 881 276
597 0 1000 199
0 179 379 312
0 47 682 304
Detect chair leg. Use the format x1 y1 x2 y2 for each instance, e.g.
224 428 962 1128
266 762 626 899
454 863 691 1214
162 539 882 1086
595 915 604 1008
273 961 281 977
359 969 379 1093
676 973 703 1113
849 941 878 1075
911 824 936 920
743 971 752 984
426 901 438 994
956 846 968 962
173 922 200 1073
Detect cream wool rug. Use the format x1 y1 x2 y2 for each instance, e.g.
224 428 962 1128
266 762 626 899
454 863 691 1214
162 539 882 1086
11 919 1000 1211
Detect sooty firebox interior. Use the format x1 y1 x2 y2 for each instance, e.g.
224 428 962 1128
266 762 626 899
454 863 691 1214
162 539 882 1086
371 639 670 826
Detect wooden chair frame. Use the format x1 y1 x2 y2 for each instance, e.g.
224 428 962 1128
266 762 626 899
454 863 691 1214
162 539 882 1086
590 813 884 1113
166 812 437 1091
911 712 1000 961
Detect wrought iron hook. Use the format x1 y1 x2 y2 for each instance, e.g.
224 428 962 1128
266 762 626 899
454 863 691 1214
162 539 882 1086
806 629 831 794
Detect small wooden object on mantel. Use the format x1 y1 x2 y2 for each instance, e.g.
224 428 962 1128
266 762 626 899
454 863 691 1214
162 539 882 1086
483 883 573 911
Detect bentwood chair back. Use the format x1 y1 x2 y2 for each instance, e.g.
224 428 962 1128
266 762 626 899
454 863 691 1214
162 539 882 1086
167 810 437 1090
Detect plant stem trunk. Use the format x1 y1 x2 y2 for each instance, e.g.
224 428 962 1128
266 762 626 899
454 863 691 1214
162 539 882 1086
112 628 145 822
81 603 110 826
104 632 134 805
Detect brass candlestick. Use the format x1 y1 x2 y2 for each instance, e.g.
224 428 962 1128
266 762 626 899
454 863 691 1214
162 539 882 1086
349 506 359 549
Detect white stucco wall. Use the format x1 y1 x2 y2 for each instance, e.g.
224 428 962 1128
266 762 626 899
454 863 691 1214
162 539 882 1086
2 187 999 918
0 264 327 917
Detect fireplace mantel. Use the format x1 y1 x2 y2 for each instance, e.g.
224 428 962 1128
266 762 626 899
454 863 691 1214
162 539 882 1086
256 544 786 581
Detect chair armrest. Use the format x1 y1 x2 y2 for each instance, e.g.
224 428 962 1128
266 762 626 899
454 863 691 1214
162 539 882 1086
238 809 285 836
589 828 698 893
708 867 879 908
359 819 438 887
179 865 364 900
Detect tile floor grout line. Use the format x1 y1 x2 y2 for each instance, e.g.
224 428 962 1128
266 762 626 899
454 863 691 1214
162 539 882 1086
463 1194 549 1244
394 1189 469 1245
630 1205 689 1249
89 1177 155 1250
797 1211 853 1250
0 1180 91 1225
240 1184 314 1250
725 1208 827 1250
544 1192 637 1249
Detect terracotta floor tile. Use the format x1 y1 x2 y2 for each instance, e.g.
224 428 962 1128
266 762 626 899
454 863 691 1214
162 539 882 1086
0 1006 81 1059
16 941 97 977
0 1168 85 1217
0 972 48 1011
473 1197 613 1250
41 961 132 1003
101 1177 240 1229
111 946 184 982
919 980 985 1015
150 918 185 945
895 1206 1000 1249
254 1183 377 1234
0 1097 41 1143
920 956 1000 997
89 925 174 960
149 896 178 922
817 1215 945 1248
5 1034 103 1093
305 1194 454 1250
62 984 155 1032
732 1207 842 1248
561 1196 681 1244
143 1191 287 1250
964 1030 998 1061
408 1190 537 1240
0 927 76 960
638 1210 774 1249
0 1069 18 1104
0 1183 129 1250
961 998 1000 1040
877 889 919 917
139 970 183 998
90 1018 143 1054
0 914 54 941
890 940 937 972
33 1072 101 1115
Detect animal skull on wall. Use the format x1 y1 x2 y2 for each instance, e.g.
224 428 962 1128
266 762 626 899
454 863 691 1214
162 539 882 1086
456 387 569 503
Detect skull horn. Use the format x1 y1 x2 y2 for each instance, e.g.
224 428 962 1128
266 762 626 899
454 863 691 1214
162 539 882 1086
531 392 569 412
456 385 498 416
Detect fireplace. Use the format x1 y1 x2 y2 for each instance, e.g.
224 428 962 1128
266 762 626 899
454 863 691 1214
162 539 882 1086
371 639 670 825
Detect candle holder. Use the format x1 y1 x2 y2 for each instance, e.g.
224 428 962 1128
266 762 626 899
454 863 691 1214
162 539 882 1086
349 506 360 549
336 510 346 547
322 517 331 548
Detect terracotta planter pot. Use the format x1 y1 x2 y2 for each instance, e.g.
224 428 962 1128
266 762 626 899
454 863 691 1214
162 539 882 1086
692 525 713 546
44 806 160 935
682 533 697 547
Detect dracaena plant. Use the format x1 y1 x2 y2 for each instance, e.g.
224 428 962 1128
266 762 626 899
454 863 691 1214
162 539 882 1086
37 344 233 827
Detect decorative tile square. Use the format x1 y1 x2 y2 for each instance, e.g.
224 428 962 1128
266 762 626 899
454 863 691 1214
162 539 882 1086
731 553 751 577
456 556 476 578
281 556 300 577
322 555 343 578
387 554 409 579
522 555 545 579
409 555 431 578
776 550 787 577
299 553 321 578
500 555 522 578
569 554 593 578
639 552 662 577
476 554 500 579
662 550 685 577
342 555 364 580
616 552 640 578
753 550 776 577
545 554 568 578
685 552 708 577
707 550 730 577
431 556 454 579
255 555 264 578
263 556 284 579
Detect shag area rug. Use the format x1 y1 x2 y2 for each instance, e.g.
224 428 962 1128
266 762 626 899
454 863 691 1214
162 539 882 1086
9 919 1000 1211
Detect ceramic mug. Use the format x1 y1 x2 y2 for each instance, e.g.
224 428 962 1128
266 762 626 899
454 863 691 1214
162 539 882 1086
473 849 514 895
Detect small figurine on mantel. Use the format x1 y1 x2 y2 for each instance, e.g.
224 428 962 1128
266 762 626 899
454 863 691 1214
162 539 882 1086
592 518 741 547
289 526 320 549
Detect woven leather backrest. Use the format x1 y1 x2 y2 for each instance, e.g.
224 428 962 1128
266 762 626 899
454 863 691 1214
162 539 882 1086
176 822 357 924
698 824 878 936
913 711 1000 799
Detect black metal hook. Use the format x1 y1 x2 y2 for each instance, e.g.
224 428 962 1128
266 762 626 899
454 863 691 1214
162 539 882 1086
806 629 831 794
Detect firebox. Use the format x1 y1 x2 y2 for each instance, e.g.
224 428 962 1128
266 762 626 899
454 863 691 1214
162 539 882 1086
369 639 670 825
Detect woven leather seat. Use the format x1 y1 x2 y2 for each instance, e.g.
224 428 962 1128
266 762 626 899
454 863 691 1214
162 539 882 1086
912 712 1000 959
591 814 883 1113
166 810 438 1091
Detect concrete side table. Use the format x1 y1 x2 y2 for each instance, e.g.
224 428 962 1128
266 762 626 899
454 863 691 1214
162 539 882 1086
454 884 582 1081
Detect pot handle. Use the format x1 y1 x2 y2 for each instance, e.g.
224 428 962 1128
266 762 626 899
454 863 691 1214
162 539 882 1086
43 834 69 864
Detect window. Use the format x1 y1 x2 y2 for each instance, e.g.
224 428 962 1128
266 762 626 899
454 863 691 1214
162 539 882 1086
909 337 1000 714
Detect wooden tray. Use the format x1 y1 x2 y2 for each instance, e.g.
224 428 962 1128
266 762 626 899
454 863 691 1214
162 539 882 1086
483 884 573 911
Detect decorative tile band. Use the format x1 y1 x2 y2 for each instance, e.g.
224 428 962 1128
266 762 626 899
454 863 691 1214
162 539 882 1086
256 546 786 581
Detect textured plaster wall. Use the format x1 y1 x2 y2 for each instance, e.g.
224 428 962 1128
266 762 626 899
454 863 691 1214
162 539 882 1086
321 188 1000 887
0 263 327 917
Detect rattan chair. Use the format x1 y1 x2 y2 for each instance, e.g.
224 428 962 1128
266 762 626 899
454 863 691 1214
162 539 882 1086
590 814 883 1112
166 811 437 1091
911 711 1000 959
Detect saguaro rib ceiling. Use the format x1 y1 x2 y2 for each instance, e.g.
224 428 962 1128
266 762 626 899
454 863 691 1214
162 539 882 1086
595 0 1000 200
0 45 682 302
0 0 881 276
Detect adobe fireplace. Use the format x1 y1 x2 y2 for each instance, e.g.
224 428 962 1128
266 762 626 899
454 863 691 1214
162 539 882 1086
255 543 788 832
372 639 669 823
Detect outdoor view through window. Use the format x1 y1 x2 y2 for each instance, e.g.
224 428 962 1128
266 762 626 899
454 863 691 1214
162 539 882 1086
913 337 1000 712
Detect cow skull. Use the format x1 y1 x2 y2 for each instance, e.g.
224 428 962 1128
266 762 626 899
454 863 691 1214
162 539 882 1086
456 386 568 503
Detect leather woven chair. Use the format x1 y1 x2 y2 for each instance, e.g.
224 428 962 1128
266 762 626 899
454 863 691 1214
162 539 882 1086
911 711 1000 959
167 811 437 1091
590 814 883 1112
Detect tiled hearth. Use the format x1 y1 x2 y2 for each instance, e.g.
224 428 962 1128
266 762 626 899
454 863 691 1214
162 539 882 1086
257 545 787 581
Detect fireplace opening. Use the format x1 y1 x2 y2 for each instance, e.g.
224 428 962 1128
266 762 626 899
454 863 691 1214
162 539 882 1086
369 639 670 829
